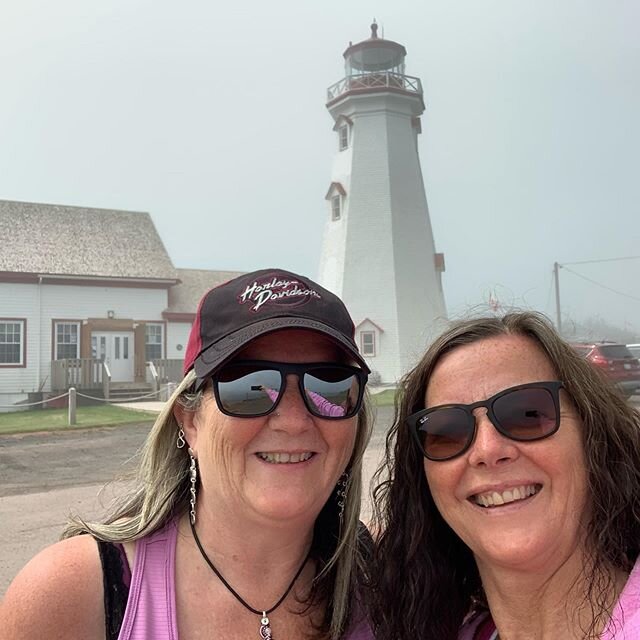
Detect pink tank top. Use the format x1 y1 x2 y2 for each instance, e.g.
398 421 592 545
118 520 179 640
116 519 374 640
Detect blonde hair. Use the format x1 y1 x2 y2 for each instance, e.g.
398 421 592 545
64 369 373 639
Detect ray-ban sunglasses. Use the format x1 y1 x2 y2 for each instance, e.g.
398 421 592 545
406 380 564 461
209 360 368 420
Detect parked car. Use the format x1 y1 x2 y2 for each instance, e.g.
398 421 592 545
628 343 640 360
571 342 640 398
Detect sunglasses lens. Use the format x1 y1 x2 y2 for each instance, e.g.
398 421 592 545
303 367 361 418
418 407 474 460
493 387 558 439
216 365 282 416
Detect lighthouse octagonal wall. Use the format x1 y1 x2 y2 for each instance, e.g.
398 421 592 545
320 90 446 383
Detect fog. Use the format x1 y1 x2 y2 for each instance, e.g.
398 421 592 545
1 0 638 333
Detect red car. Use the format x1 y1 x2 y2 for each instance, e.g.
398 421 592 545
571 342 640 398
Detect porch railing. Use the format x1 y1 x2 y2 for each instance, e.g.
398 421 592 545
51 358 104 391
102 362 111 400
148 359 183 384
327 72 423 103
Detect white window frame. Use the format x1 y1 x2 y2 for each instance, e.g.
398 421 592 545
0 319 26 367
54 321 81 360
360 330 376 357
331 195 341 221
145 323 164 361
339 124 349 151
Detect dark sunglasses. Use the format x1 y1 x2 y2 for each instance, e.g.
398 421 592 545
406 380 564 461
210 360 368 420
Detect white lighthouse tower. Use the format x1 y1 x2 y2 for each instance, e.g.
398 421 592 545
318 23 447 384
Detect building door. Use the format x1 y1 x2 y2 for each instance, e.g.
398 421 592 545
92 332 135 382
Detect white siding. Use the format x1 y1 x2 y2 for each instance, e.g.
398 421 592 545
0 282 169 396
167 322 192 360
0 282 40 399
40 284 168 390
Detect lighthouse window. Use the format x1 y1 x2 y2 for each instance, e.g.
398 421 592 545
339 125 349 151
331 195 341 221
360 331 375 357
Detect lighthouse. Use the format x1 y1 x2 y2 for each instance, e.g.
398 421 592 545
318 23 447 384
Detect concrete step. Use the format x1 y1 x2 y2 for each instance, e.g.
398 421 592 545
108 384 156 401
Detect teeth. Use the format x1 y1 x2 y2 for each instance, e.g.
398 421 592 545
257 452 313 464
474 484 539 508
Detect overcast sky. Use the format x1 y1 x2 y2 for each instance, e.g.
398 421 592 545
1 0 639 332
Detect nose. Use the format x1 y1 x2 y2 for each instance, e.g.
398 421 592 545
467 408 519 468
268 374 313 433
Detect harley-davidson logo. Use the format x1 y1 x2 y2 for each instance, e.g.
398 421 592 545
238 276 321 312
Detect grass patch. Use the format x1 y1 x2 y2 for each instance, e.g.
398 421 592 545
0 405 157 435
370 389 397 407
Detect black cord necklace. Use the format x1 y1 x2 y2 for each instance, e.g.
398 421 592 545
190 519 311 639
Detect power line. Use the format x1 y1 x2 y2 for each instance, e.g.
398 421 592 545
561 266 640 303
562 255 640 267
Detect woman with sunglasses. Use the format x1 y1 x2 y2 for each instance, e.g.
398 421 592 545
1 269 374 640
369 312 640 640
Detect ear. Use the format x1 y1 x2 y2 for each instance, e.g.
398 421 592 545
173 403 199 452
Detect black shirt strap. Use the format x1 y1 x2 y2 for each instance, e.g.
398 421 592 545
97 539 130 640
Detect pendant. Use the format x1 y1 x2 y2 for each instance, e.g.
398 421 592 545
259 612 273 639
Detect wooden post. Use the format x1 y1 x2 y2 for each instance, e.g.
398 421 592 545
68 387 77 426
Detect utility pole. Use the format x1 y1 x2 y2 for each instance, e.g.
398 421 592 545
553 262 562 335
551 254 640 337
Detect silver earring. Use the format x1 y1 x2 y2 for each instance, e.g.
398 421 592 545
176 426 186 449
336 472 348 524
188 448 198 525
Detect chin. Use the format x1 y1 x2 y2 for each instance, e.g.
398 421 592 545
252 494 322 523
473 535 552 571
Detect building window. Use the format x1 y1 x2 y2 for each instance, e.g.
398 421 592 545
339 125 349 151
360 331 375 357
92 335 107 361
331 195 341 221
0 319 25 366
145 323 164 361
55 322 80 359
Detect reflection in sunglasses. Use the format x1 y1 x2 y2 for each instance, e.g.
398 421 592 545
407 381 563 461
306 390 346 417
215 361 366 420
259 385 346 417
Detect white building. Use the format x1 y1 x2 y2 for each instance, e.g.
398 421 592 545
319 23 447 384
0 199 241 408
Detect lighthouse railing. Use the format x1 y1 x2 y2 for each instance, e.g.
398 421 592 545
326 73 422 102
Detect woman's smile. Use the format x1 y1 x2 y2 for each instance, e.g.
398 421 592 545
256 451 316 464
469 483 542 509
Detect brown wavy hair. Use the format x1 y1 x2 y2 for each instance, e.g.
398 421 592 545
368 311 640 640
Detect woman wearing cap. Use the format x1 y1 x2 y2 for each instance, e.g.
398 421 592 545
1 269 374 640
369 312 640 640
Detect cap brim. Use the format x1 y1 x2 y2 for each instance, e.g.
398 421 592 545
192 316 370 388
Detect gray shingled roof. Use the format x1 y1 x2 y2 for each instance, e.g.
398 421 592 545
167 269 245 313
0 200 178 280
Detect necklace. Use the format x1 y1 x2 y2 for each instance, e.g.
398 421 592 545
190 519 311 639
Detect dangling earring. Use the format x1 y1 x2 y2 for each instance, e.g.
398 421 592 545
188 448 198 525
176 425 186 449
336 472 348 526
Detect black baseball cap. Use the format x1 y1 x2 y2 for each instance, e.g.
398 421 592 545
183 268 370 390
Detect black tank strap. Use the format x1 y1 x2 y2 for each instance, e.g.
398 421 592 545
97 539 130 640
